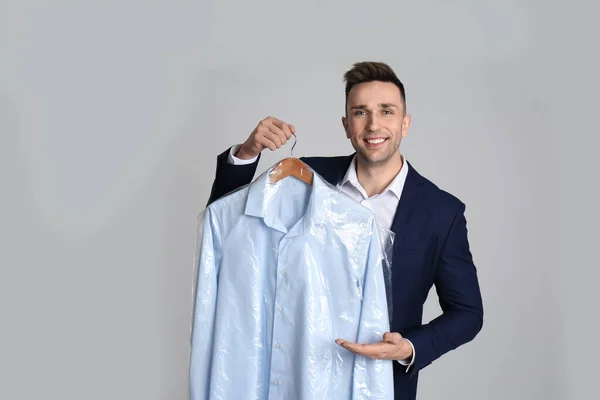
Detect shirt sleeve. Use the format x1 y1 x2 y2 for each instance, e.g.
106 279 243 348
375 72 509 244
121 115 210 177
351 219 394 399
189 207 223 400
396 340 415 371
228 144 259 165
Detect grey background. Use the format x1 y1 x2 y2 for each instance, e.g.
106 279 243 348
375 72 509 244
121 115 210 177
1 0 597 399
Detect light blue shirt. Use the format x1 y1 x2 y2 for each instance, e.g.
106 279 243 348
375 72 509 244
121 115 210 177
228 147 415 371
190 166 394 400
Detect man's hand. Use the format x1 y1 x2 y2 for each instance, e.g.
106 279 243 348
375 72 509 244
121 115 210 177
236 116 295 160
335 332 413 362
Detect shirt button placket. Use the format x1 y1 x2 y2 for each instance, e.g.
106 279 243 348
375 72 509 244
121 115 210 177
271 238 287 395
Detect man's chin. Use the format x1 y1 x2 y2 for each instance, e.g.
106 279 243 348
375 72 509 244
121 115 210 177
357 151 390 165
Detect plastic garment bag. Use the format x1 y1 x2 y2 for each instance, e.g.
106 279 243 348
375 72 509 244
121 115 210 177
189 160 395 400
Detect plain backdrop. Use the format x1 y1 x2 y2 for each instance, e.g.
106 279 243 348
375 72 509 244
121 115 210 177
1 1 598 399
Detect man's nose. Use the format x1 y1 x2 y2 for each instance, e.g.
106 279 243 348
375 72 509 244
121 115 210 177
367 115 381 132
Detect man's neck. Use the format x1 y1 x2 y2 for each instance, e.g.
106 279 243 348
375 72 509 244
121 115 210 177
356 153 403 198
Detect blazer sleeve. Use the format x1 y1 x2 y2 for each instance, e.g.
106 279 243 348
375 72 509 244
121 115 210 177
403 202 484 376
206 147 261 206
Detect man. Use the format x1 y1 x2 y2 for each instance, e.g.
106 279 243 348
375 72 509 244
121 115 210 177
205 61 483 399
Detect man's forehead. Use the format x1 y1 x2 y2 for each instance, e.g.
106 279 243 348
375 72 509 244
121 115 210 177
348 82 402 103
350 102 399 109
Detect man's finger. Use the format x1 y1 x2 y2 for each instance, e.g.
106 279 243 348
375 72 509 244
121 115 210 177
259 136 278 151
268 125 288 144
336 340 370 356
270 118 289 131
280 123 293 140
265 131 283 147
336 339 387 358
270 119 294 140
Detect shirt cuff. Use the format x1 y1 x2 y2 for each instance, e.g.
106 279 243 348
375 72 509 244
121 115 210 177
396 339 415 372
227 144 259 165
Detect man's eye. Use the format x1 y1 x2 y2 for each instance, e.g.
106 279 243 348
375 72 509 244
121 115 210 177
383 110 393 115
355 110 366 115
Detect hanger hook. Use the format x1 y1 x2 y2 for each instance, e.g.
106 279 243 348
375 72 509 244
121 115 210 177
291 132 297 157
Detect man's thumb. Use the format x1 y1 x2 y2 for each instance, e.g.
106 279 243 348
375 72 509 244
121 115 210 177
383 332 403 344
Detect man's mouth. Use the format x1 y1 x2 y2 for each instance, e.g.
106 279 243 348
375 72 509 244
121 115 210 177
363 137 388 148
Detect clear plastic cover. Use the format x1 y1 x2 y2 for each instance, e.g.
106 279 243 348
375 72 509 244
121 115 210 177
189 160 395 400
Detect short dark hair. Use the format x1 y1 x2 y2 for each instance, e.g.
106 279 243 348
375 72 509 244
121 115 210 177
343 61 406 114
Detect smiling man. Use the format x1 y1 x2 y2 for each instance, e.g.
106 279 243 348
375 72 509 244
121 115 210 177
205 61 484 399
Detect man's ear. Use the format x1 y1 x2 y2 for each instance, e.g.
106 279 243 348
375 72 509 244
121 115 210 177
341 116 350 138
402 113 411 139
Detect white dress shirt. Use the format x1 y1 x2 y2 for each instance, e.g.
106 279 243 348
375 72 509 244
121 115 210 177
227 144 416 371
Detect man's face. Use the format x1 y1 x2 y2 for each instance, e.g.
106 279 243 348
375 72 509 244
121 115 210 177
342 81 410 165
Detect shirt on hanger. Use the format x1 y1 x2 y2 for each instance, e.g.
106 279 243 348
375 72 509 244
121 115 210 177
227 145 416 371
190 165 394 400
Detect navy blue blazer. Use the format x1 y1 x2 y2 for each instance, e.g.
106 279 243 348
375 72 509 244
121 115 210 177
206 148 484 400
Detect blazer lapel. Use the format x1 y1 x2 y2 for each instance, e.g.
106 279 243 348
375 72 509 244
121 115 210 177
390 161 425 248
303 154 354 186
329 155 354 184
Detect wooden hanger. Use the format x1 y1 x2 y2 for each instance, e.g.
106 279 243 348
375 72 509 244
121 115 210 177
268 133 313 185
269 157 313 185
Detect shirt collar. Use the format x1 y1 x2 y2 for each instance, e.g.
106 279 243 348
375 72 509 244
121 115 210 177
244 163 331 235
340 154 409 199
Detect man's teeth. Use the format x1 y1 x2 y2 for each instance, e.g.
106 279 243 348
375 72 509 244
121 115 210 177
366 138 385 144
